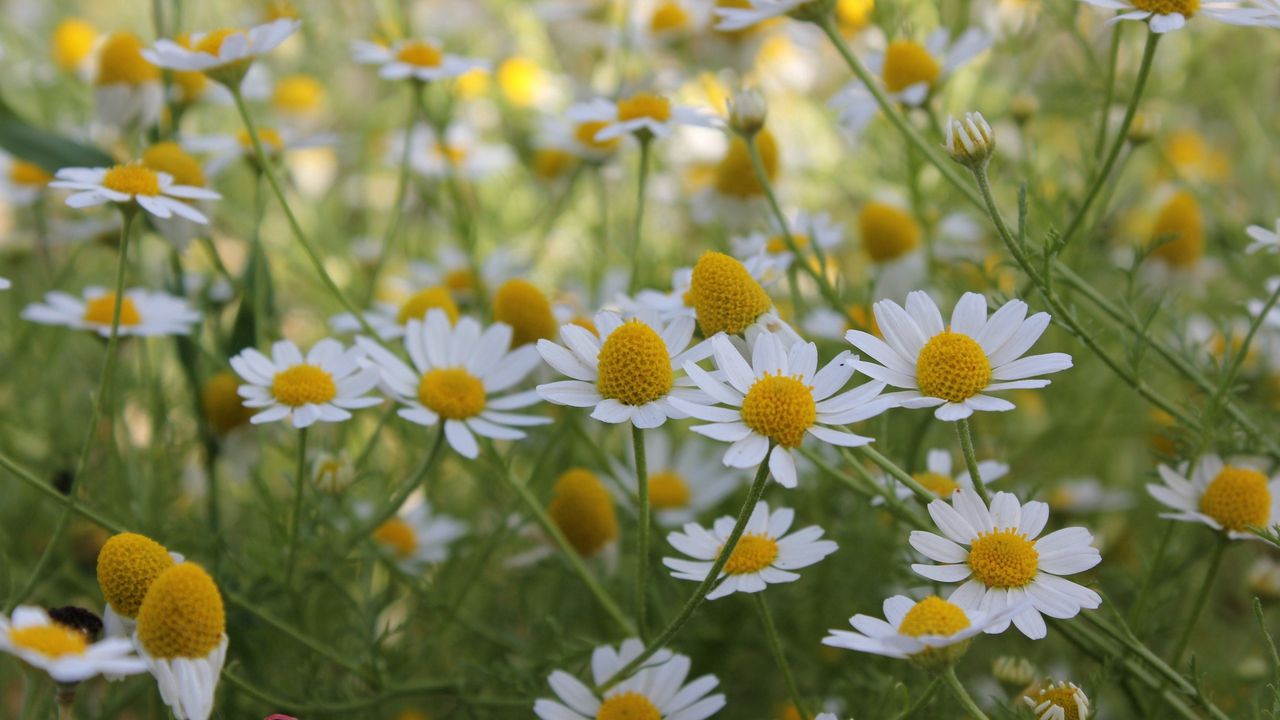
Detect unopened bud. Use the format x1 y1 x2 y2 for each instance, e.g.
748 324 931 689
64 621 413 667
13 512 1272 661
728 88 768 136
1010 95 1038 125
788 0 839 23
1127 112 1154 146
992 655 1036 688
944 111 995 169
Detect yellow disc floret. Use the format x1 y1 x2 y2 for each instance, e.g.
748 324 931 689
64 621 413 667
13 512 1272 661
859 201 922 262
135 563 225 659
741 374 817 448
1199 466 1271 531
1133 0 1198 16
272 74 325 114
96 32 159 85
596 320 674 406
881 40 941 94
688 252 773 335
765 234 808 254
271 365 338 407
396 40 444 68
143 142 206 188
96 532 176 619
651 1 692 31
237 128 285 153
915 472 960 498
202 371 254 434
83 293 142 326
52 19 98 71
492 279 558 347
194 28 244 58
713 130 779 199
534 149 575 181
498 57 544 107
967 529 1039 588
548 469 618 557
1149 190 1204 268
101 164 161 196
649 471 691 509
898 596 971 637
397 287 459 325
575 121 622 154
916 331 991 403
418 367 487 419
616 93 672 123
374 518 418 558
596 692 661 720
9 624 89 658
837 0 875 33
1031 682 1088 720
9 160 52 187
722 533 779 574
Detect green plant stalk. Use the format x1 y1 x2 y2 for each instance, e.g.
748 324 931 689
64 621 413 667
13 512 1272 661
0 451 125 532
955 418 990 504
753 593 809 719
632 424 651 640
1093 26 1122 164
858 445 935 505
1169 536 1228 667
284 427 309 588
627 136 652 295
941 667 989 720
366 81 423 305
345 424 446 553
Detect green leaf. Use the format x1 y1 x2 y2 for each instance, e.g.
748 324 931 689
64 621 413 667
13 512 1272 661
0 94 114 172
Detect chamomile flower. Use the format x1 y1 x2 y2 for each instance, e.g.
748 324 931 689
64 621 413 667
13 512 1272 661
609 432 745 526
536 311 708 428
351 38 487 82
846 291 1073 422
732 211 843 281
1246 218 1280 254
94 32 164 130
230 339 381 429
140 142 216 249
567 92 717 142
1077 0 1275 32
534 638 726 720
51 18 99 76
410 246 520 305
0 152 53 206
311 450 355 494
49 163 221 222
822 594 1022 668
546 468 620 559
183 127 335 174
713 0 834 29
358 310 549 459
22 287 200 337
0 606 146 683
370 501 467 571
331 286 460 339
1147 455 1280 539
133 563 228 720
1024 681 1090 720
683 251 798 343
493 279 562 347
637 0 714 43
910 489 1102 639
670 332 894 488
142 19 300 85
391 123 514 180
663 501 838 598
875 448 1008 504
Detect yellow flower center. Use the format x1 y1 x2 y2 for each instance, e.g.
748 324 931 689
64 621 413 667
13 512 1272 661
271 364 337 407
714 130 779 199
898 596 970 637
96 32 159 85
765 233 808 254
881 40 941 94
534 149 575 181
237 128 286 152
82 293 142 326
575 121 622 153
916 331 991 403
396 40 444 68
173 68 209 103
741 374 816 449
202 371 254 434
397 287 460 325
9 160 52 187
373 518 418 558
417 367 486 420
596 320 674 406
194 28 246 57
837 0 875 32
445 268 477 294
498 57 544 107
616 93 672 123
272 74 325 113
859 201 921 262
914 471 960 498
1149 190 1204 268
596 692 661 720
8 625 88 658
651 2 692 31
688 251 773 336
649 471 691 509
492 279 558 347
101 164 161 197
96 533 175 619
548 469 618 557
51 18 98 71
136 563 225 660
143 142 206 188
1132 0 1199 15
1033 685 1085 720
1199 466 1271 531
967 529 1039 588
436 142 468 167
721 532 780 574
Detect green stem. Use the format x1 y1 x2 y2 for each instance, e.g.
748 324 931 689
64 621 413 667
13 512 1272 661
941 667 989 720
0 451 125 532
752 593 808 719
598 452 773 691
955 418 990 504
1169 536 1227 667
1093 26 1121 163
285 427 309 587
858 445 935 505
627 136 652 295
1128 522 1173 631
366 81 424 305
344 424 445 553
632 424 650 640
895 676 942 720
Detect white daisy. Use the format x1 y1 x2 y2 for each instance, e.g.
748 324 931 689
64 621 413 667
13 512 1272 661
1076 0 1275 32
910 489 1102 639
93 32 165 130
351 38 487 82
1024 681 1091 720
358 309 550 459
567 92 717 143
0 152 53 206
409 245 521 304
1246 218 1280 254
1147 454 1280 540
49 164 221 223
669 332 894 489
0 606 147 683
609 432 746 526
230 339 381 429
141 19 300 78
874 448 1008 504
846 291 1073 422
732 210 844 283
369 500 468 571
132 563 228 720
620 258 778 326
183 126 335 174
713 0 823 30
537 310 709 429
822 594 1023 663
390 123 514 180
22 287 200 337
534 638 726 720
663 501 838 599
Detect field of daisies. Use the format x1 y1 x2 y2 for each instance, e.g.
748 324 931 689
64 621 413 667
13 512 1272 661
4 0 1280 718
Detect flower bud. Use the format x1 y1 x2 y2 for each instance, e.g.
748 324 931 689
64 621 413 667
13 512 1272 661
1127 112 1154 146
992 655 1036 688
1009 95 1038 126
728 88 768 136
944 111 995 169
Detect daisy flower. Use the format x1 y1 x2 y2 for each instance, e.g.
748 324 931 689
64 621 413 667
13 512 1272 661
1147 454 1280 540
22 287 200 337
140 141 217 249
537 310 709 429
609 432 745 526
670 332 894 488
567 92 716 143
94 32 164 130
636 0 713 43
49 163 221 222
846 291 1073 422
311 450 355 494
133 563 228 720
1246 218 1280 254
910 489 1102 639
830 29 991 138
663 501 838 599
141 19 300 84
0 606 147 683
351 38 487 82
370 500 467 571
358 310 549 458
391 123 514 180
183 126 335 175
546 467 621 560
230 339 381 429
875 448 1008 504
534 638 726 720
0 152 53 206
1077 0 1275 32
331 285 460 339
1024 681 1091 720
822 594 1023 668
96 532 182 642
732 210 844 282
681 251 799 344
410 245 521 305
713 0 831 30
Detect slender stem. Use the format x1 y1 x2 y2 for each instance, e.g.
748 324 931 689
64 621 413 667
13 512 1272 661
632 425 650 640
627 136 652 295
955 419 990 504
0 451 125 532
224 592 378 683
1128 522 1174 631
752 593 808 719
344 424 445 553
598 453 773 691
366 81 423 305
1093 26 1121 163
56 686 75 720
942 667 989 720
895 676 942 720
1169 536 1227 667
858 445 935 505
285 427 309 587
